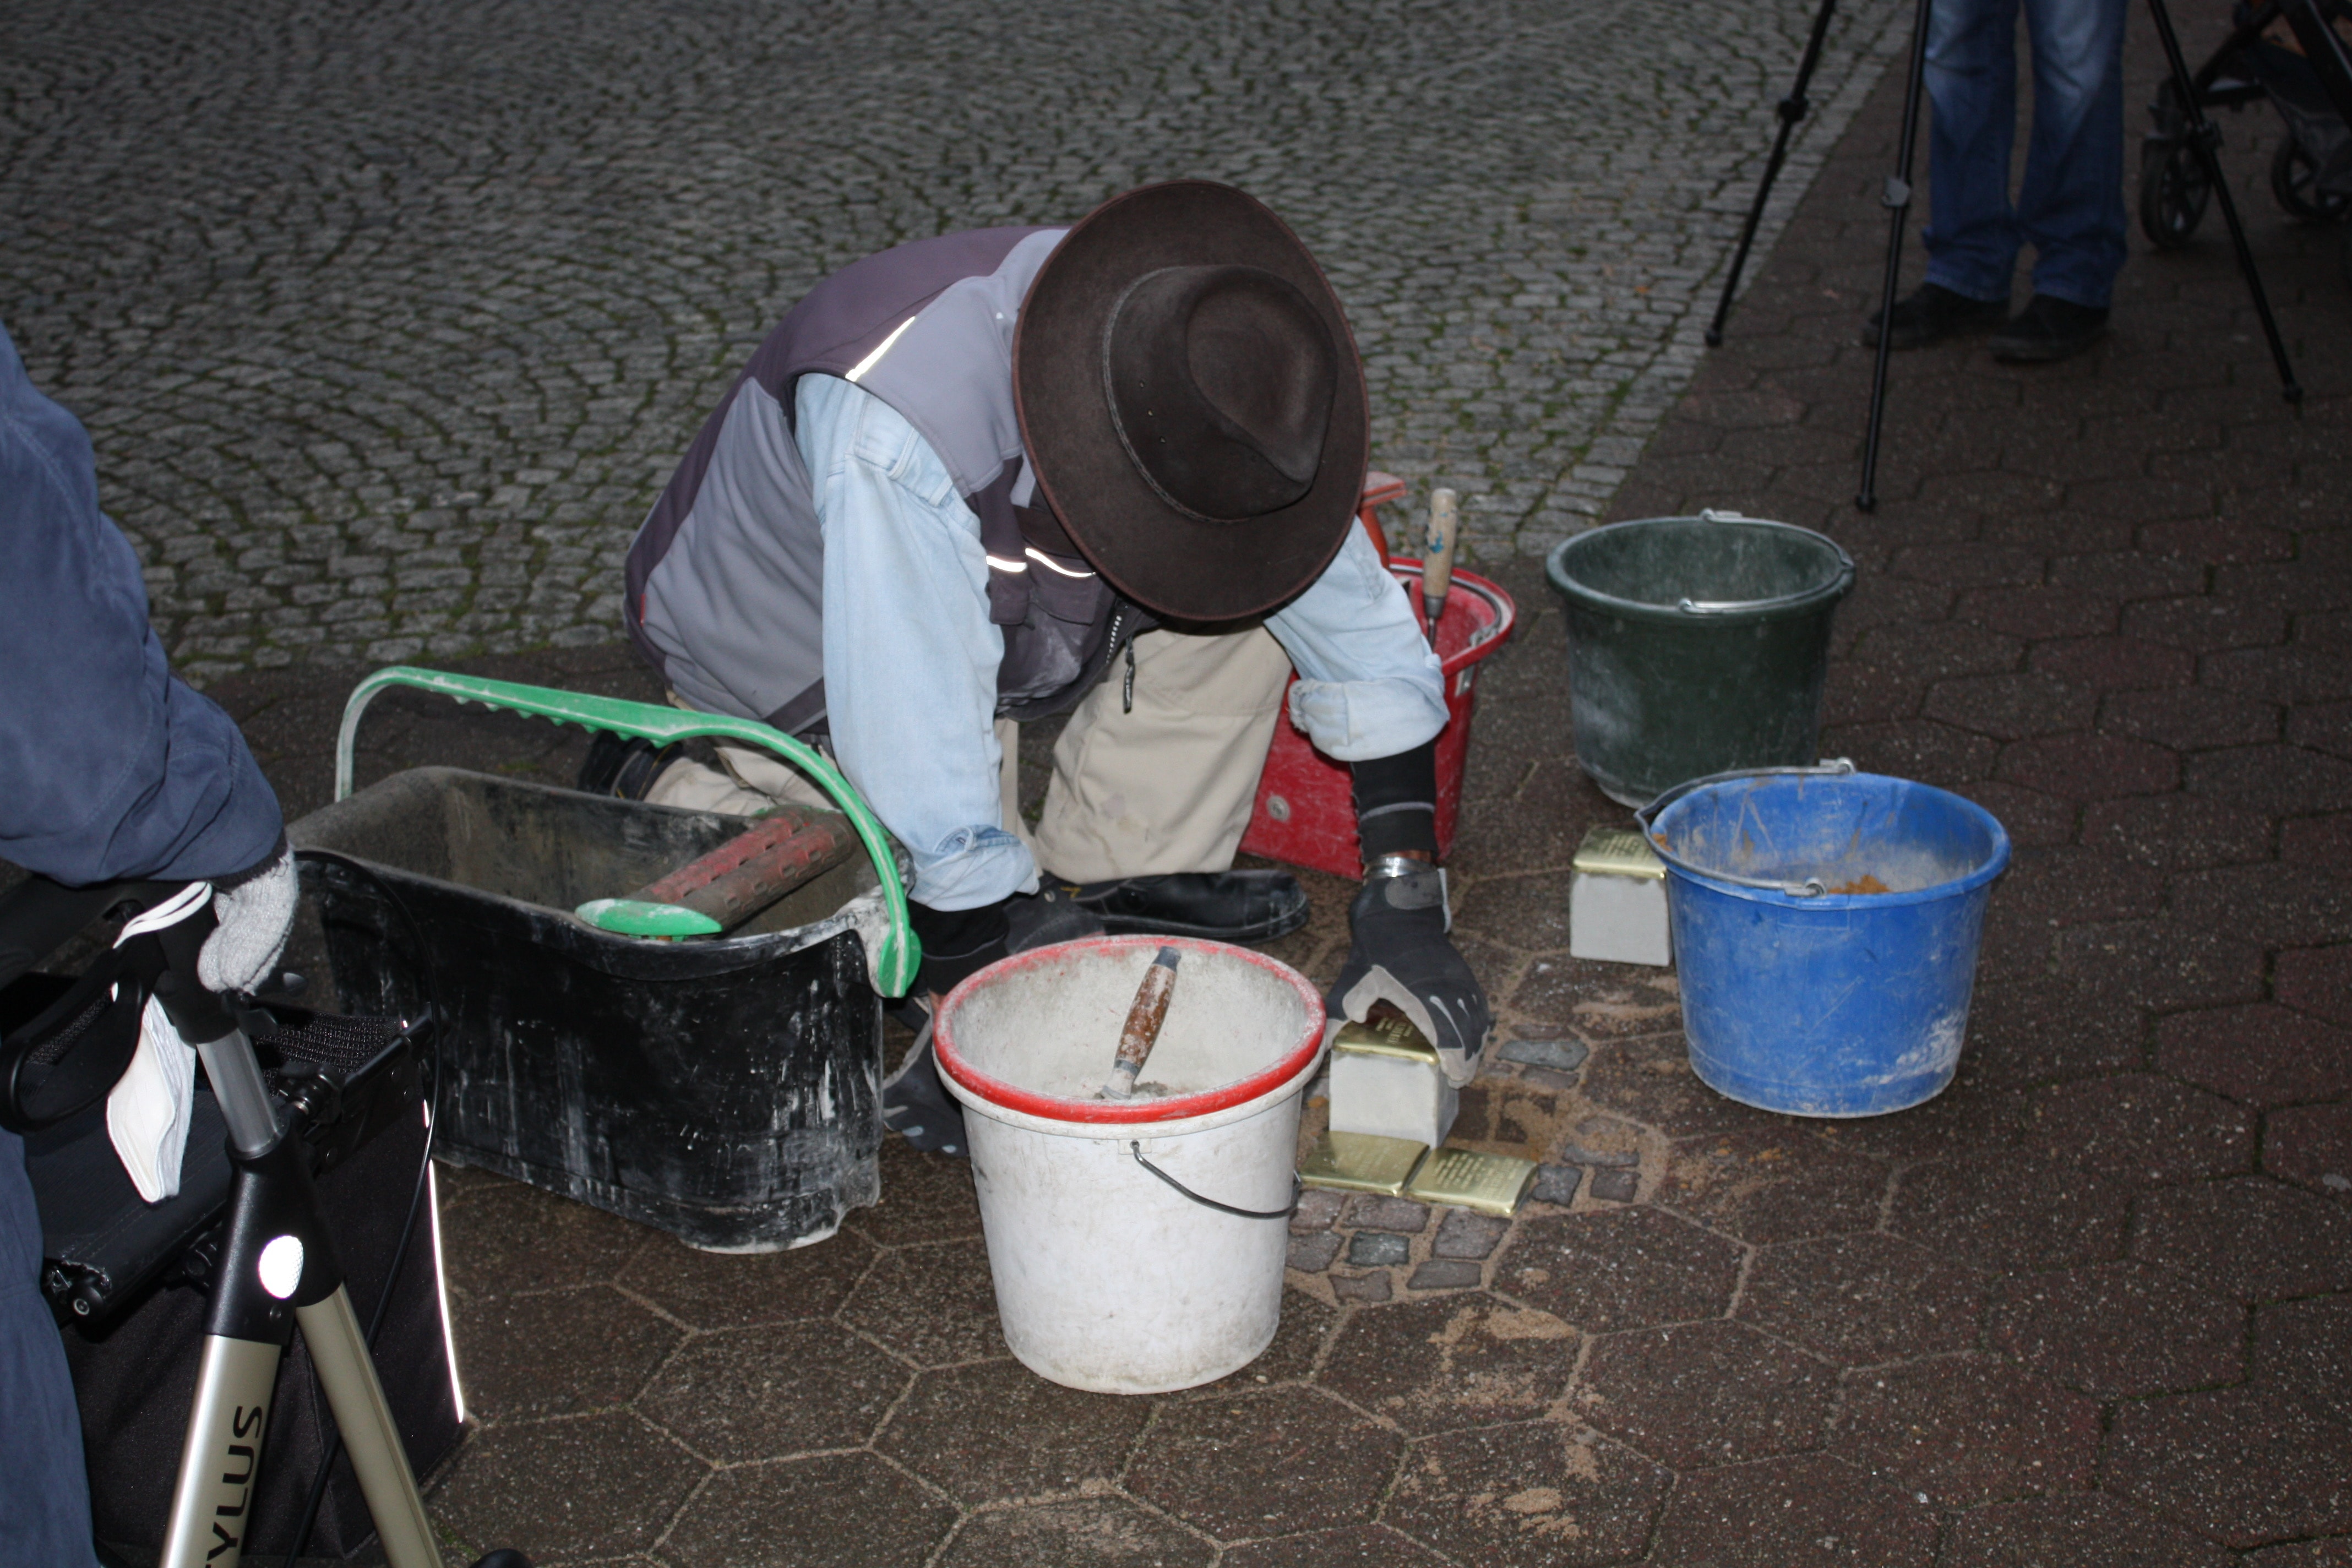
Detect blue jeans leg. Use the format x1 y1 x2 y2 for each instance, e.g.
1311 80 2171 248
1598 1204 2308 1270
0 1129 101 1567
1924 0 2027 302
2019 0 2131 307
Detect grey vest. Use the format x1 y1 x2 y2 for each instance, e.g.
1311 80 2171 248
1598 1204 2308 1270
624 226 1144 734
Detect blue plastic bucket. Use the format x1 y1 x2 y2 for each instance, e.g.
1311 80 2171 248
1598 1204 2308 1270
1639 764 2011 1117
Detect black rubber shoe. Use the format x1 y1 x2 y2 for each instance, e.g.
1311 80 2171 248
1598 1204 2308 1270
1052 870 1310 943
576 731 683 801
1004 885 1106 950
1861 283 2011 350
881 1012 967 1157
1990 294 2110 363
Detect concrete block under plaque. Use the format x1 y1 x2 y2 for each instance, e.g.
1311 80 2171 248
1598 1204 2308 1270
1406 1146 1540 1217
1328 1006 1458 1148
1300 1131 1430 1197
1570 825 1672 967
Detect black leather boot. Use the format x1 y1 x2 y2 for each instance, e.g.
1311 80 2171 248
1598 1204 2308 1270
1051 870 1309 943
576 731 684 801
880 1010 966 1157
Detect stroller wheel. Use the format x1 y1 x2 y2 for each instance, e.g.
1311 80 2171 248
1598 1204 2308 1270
2140 138 2212 248
2272 139 2350 224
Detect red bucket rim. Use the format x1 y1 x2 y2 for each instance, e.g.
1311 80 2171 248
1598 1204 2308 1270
1386 560 1517 674
932 935 1327 1125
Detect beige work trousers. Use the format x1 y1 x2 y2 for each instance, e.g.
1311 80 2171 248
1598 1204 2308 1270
644 624 1294 884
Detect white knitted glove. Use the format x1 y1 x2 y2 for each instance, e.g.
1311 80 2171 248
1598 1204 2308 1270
198 840 296 995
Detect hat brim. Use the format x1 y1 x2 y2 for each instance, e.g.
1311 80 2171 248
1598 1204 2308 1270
1014 181 1369 622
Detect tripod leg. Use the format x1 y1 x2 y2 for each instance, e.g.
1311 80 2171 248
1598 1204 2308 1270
160 1336 285 1568
1859 0 1939 511
299 1286 444 1568
1707 0 1842 345
2144 0 2302 401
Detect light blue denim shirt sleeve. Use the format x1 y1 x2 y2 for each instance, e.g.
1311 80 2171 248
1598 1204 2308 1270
796 372 1040 911
1266 524 1450 760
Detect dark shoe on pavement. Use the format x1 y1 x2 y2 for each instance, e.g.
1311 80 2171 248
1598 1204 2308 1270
1861 282 2011 349
1053 870 1310 943
881 1010 967 1157
576 731 683 800
1990 294 2110 363
1004 885 1106 950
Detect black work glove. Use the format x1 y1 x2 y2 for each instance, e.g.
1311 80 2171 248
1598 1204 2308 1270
1327 857 1493 1086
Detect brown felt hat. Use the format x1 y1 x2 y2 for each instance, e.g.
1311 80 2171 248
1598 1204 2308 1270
1014 180 1368 621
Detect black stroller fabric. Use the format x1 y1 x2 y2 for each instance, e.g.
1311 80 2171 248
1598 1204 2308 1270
57 1061 459 1559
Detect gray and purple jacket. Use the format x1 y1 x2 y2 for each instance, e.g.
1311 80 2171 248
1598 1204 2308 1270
625 226 1140 735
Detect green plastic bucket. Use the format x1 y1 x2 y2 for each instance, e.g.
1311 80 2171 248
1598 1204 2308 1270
1545 513 1855 807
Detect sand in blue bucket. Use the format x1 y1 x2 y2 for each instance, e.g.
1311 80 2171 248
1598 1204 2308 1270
1645 767 2011 1117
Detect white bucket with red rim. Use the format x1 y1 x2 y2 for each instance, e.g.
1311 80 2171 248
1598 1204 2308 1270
933 935 1325 1393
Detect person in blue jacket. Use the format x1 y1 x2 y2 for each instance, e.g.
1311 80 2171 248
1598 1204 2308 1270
0 321 297 1566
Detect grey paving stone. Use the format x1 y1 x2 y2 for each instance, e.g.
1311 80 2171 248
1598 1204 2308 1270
1589 1168 1643 1203
1291 1188 1346 1233
1530 1163 1586 1206
1289 1232 1342 1273
1348 1232 1414 1267
1342 1195 1431 1233
1409 1260 1486 1291
1500 1037 1591 1071
1431 1209 1511 1260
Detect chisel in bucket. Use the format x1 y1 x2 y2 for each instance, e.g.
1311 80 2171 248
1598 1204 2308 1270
1102 946 1183 1099
1421 488 1458 644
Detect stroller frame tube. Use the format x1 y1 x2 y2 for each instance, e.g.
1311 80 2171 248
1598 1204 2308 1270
298 1287 444 1568
2144 0 2304 402
158 1333 281 1568
156 1020 445 1567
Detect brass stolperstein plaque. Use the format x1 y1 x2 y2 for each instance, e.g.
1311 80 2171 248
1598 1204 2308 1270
1299 1131 1430 1196
1406 1145 1540 1217
1331 1009 1442 1064
1572 825 1668 881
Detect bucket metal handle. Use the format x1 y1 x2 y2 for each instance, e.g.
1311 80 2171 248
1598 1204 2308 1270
1633 759 1858 899
1128 1141 1302 1220
1670 512 1855 616
331 665 920 996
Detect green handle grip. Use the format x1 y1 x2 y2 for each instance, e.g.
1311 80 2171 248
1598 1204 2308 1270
333 666 920 996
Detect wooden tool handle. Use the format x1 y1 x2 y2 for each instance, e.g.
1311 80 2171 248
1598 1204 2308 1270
1422 489 1459 633
1104 946 1183 1099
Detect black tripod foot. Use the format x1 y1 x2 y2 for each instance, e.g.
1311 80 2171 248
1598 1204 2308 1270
471 1552 533 1568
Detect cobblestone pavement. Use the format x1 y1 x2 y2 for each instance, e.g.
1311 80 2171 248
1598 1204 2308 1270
22 1 2352 1565
4 0 1897 685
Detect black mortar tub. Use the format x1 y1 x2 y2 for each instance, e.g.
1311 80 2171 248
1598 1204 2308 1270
290 767 883 1251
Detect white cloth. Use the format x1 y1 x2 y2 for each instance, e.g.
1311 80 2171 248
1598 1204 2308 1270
107 995 197 1204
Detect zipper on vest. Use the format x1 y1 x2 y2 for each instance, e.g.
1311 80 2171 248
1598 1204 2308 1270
1100 603 1136 714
